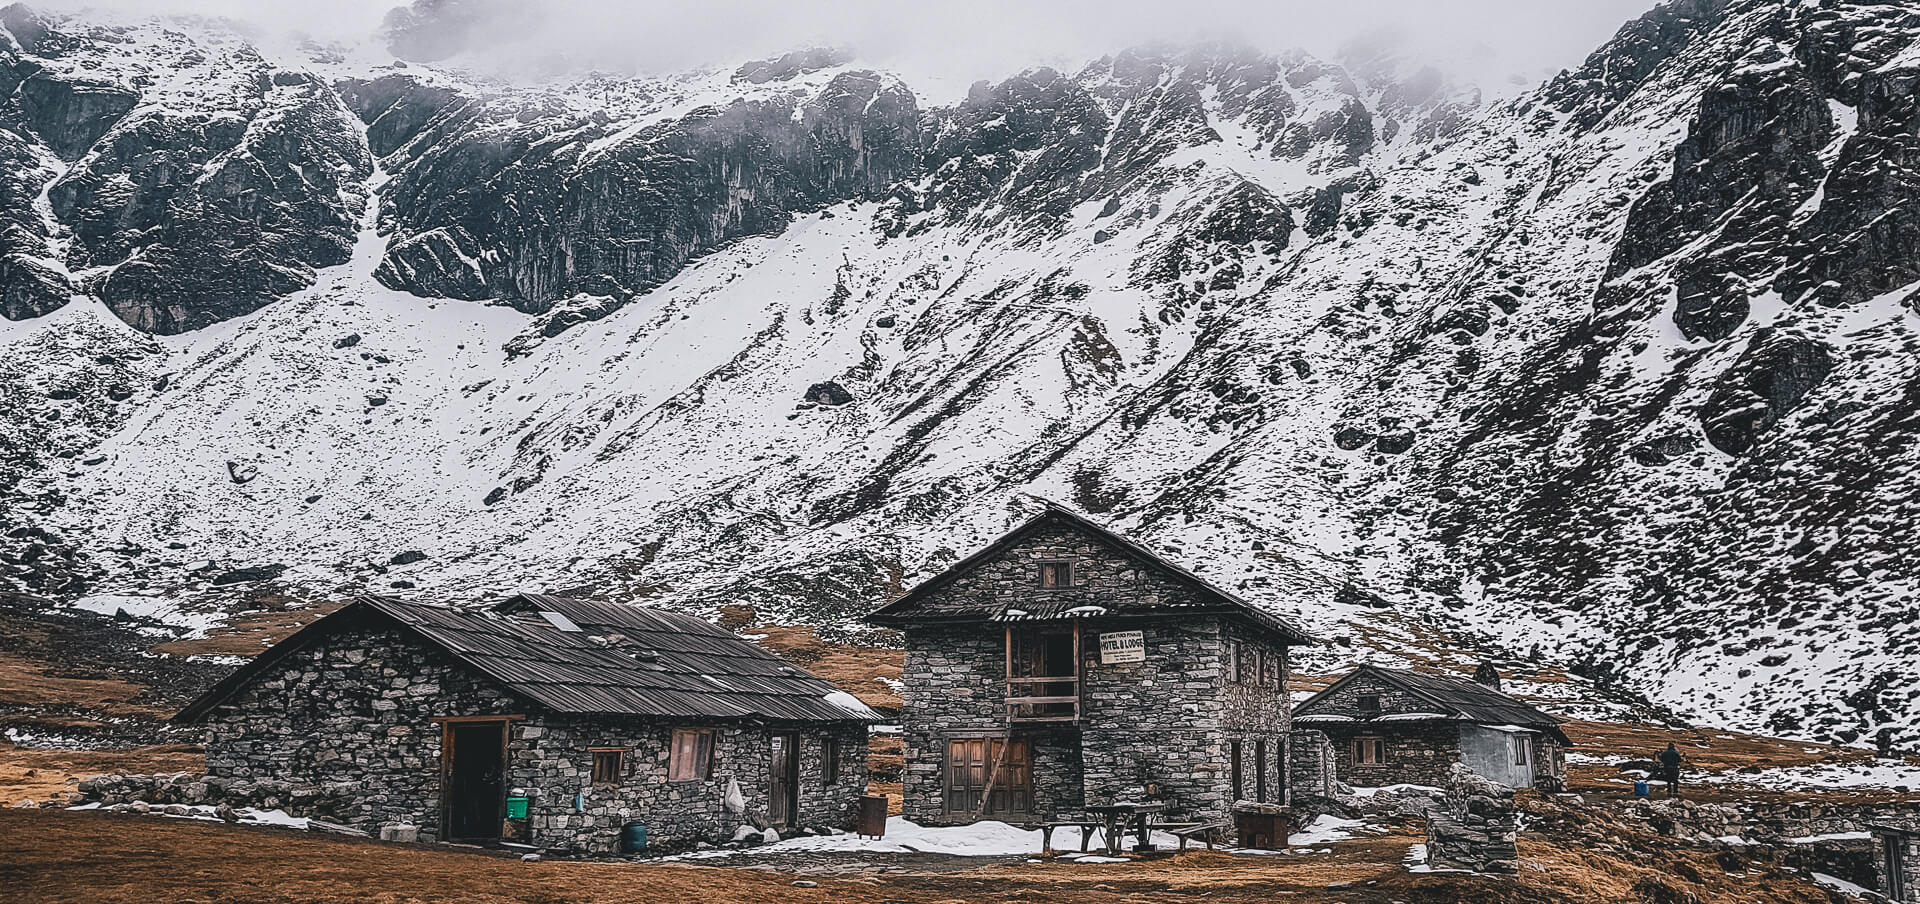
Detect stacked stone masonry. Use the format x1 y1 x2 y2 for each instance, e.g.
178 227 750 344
897 520 1295 826
199 611 867 853
1426 765 1519 873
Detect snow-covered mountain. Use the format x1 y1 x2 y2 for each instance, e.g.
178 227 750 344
1 0 1916 745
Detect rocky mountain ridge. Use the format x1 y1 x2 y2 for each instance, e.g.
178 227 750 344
0 0 1916 746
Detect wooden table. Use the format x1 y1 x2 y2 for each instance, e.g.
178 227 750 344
1084 803 1166 855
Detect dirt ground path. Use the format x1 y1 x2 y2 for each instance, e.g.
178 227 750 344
0 808 1850 904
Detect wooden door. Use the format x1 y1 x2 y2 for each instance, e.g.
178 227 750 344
769 732 800 828
944 737 1032 816
443 720 506 840
1889 836 1909 902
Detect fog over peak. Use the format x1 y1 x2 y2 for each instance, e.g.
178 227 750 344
40 0 1659 101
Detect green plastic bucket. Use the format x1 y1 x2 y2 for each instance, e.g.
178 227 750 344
621 823 648 853
506 796 530 819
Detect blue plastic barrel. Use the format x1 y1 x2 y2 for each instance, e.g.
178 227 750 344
621 823 647 853
1633 780 1650 797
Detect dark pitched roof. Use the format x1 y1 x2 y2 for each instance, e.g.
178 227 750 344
176 594 880 725
1295 665 1571 744
866 504 1315 645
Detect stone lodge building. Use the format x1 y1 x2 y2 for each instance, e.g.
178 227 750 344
1292 665 1569 790
176 594 877 852
867 505 1317 826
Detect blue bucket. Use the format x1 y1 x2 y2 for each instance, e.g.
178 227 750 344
621 823 648 853
1633 780 1650 797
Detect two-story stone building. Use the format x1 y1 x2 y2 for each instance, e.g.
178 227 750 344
868 505 1316 826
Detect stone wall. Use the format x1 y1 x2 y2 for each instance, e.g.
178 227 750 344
199 610 868 852
1426 764 1519 873
523 716 868 853
899 613 1295 824
1321 722 1462 788
201 611 519 839
1287 728 1340 812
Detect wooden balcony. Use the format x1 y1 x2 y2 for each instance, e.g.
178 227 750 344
1006 676 1080 723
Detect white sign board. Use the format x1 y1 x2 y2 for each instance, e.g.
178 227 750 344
1099 630 1145 664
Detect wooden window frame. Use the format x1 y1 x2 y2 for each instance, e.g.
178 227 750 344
1356 694 1381 715
822 735 841 788
1254 739 1268 802
590 747 628 784
1354 736 1386 766
1036 560 1075 589
1230 739 1244 802
669 728 715 782
1513 735 1530 767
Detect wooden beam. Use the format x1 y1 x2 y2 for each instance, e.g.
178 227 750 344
430 714 526 723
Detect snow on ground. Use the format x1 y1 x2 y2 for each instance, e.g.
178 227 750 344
666 817 1185 859
1694 761 1920 792
1811 872 1874 897
661 816 1380 862
63 593 226 637
66 802 308 829
1287 815 1366 845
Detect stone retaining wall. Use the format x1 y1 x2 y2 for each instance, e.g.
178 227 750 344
1426 765 1519 873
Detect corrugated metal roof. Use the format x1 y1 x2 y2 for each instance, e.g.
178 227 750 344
1295 665 1571 744
177 594 881 724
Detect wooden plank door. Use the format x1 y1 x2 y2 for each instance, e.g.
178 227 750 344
944 737 1032 816
769 732 800 828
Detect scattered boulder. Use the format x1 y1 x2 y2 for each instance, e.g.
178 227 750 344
803 381 854 407
389 550 429 566
209 564 287 586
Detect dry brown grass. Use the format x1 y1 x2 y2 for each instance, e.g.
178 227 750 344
0 743 204 805
0 809 1848 904
0 652 171 721
745 624 903 711
151 602 346 659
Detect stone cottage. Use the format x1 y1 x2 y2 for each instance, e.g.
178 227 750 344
867 505 1317 827
1876 818 1920 903
1292 665 1569 790
175 593 878 852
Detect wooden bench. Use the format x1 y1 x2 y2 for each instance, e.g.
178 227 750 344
1164 821 1230 851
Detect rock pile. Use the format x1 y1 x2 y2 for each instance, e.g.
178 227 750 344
72 772 351 815
1425 765 1519 873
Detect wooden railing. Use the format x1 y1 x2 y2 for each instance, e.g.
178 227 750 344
1006 676 1080 723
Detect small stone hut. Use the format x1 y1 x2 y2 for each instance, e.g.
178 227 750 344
868 505 1317 826
1876 818 1920 903
1292 665 1569 790
176 594 877 852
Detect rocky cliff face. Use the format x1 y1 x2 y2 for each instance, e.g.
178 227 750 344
0 0 1917 745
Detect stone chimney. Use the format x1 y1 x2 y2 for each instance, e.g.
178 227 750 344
1473 661 1502 691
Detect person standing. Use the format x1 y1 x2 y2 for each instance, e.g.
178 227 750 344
1658 742 1684 798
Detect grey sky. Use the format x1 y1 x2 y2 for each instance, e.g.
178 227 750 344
50 0 1661 98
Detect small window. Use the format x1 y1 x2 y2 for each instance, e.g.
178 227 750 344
822 735 841 787
1513 736 1530 767
590 748 627 784
1230 740 1244 801
1037 561 1073 589
1355 736 1385 765
669 728 714 782
1356 694 1381 715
